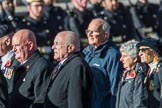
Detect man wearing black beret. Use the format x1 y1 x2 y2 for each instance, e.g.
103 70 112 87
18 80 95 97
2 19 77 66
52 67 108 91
0 24 17 108
136 37 162 108
0 24 19 78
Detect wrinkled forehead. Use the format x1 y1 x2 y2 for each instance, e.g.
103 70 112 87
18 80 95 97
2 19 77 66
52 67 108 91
12 32 26 45
54 35 64 43
12 35 21 44
88 20 103 31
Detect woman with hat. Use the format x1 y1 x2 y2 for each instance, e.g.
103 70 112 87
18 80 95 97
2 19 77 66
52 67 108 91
136 37 162 108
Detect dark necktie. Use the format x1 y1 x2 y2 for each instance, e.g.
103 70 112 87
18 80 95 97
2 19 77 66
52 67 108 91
51 63 61 80
46 63 62 93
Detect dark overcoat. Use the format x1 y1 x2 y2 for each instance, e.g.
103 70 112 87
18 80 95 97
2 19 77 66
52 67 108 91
8 50 53 108
44 52 93 108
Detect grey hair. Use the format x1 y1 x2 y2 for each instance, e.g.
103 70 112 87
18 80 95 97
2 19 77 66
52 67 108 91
120 40 139 59
102 21 111 38
65 31 81 52
95 18 111 38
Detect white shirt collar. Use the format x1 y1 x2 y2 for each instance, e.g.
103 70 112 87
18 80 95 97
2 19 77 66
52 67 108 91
148 61 158 75
60 58 67 65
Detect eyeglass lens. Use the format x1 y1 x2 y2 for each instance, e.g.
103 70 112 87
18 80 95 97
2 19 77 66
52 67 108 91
138 48 150 52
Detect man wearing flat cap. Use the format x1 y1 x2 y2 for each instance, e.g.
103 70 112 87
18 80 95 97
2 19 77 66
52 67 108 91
136 37 162 108
0 24 19 108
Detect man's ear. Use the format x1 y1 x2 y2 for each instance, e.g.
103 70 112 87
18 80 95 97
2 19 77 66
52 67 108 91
133 57 138 63
67 44 75 53
5 37 11 46
27 5 31 11
104 32 108 38
28 41 34 51
102 30 110 39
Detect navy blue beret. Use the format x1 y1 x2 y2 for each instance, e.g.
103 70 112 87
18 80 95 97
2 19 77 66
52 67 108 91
136 37 162 56
0 24 13 38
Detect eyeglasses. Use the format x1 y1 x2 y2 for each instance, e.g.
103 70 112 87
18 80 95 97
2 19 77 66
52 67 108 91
85 29 100 35
138 48 152 53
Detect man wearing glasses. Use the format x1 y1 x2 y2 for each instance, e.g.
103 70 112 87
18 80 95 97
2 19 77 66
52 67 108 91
83 18 123 108
136 37 162 108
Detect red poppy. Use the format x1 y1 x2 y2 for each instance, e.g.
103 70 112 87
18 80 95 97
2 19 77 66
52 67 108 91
5 60 11 67
130 71 136 78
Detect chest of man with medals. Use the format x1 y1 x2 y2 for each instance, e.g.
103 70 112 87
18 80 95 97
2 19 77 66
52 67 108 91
1 54 20 94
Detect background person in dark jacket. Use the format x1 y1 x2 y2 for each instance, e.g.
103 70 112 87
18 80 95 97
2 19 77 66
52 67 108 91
0 0 21 30
134 0 159 39
44 31 93 108
116 40 148 108
158 0 162 40
97 0 137 43
65 0 95 48
83 18 123 108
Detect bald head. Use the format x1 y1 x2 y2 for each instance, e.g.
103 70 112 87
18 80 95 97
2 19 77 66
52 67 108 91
52 31 80 61
13 29 37 47
57 31 80 51
89 18 110 36
86 18 110 48
12 29 37 63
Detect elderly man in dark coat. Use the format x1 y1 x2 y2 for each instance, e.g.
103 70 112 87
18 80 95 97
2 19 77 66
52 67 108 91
43 31 93 108
8 29 53 108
